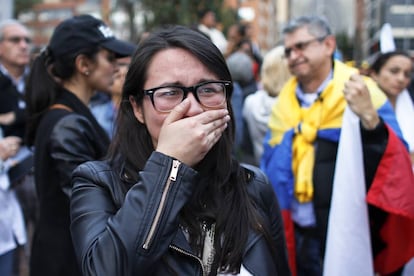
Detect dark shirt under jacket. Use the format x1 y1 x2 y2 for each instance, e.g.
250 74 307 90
0 71 26 138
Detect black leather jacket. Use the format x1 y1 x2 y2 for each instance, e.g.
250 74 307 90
70 152 291 276
30 89 109 276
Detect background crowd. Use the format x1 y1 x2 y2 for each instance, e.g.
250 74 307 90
0 8 414 276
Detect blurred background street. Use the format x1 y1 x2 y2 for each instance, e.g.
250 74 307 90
1 0 414 67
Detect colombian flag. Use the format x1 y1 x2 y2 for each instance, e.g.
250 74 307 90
324 107 414 276
261 60 414 275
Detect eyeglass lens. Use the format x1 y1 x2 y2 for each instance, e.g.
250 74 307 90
152 82 226 112
284 37 323 58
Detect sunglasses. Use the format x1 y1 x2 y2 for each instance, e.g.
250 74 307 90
284 36 326 58
2 36 32 44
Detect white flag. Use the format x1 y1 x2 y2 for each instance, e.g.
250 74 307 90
323 108 374 276
380 23 396 53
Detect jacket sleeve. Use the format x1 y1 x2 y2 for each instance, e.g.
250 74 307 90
244 165 291 275
70 152 197 276
360 119 388 188
49 114 107 197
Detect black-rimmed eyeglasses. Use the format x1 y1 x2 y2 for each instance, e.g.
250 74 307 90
143 81 231 112
284 36 326 58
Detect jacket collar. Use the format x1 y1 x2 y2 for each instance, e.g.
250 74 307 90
169 223 263 258
56 88 110 146
170 228 194 254
119 159 139 184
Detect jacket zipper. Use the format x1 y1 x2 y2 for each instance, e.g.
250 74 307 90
142 159 181 250
170 245 206 276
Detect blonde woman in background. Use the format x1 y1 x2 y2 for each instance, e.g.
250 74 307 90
242 45 291 164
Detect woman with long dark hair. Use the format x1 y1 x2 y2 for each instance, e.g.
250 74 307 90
25 15 135 276
70 25 290 276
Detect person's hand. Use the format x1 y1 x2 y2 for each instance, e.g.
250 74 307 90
0 136 22 161
0 111 16 126
343 74 380 130
156 99 230 167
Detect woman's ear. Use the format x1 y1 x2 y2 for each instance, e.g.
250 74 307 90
75 54 92 76
129 95 145 124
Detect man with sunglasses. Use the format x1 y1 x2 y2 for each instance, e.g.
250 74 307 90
262 15 414 276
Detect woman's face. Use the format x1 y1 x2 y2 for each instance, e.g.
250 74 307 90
109 56 131 96
130 48 227 148
87 49 118 92
371 55 413 98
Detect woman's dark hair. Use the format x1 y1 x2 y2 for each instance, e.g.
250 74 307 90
25 46 99 145
108 24 235 170
369 50 412 74
107 25 278 274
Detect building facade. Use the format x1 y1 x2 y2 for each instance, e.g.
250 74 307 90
17 0 414 61
19 0 110 47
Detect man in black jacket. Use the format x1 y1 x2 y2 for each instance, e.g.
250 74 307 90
0 19 31 138
0 19 35 275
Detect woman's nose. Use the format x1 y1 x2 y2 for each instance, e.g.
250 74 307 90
185 92 204 116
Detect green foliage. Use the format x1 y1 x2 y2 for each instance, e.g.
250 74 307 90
140 0 235 31
14 0 42 17
218 8 238 35
336 32 353 62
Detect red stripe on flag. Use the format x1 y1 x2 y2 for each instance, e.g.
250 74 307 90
282 210 297 276
374 214 414 274
367 125 414 274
